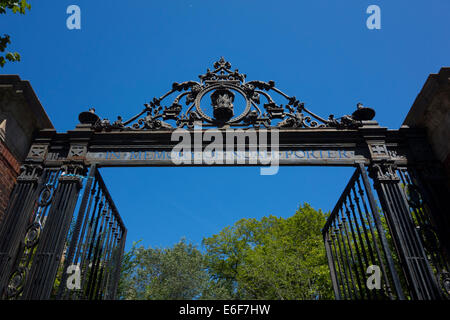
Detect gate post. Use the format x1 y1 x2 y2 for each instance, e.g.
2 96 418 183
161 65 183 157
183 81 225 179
0 144 48 298
20 141 90 300
19 142 91 299
368 160 443 299
20 162 86 300
360 124 445 299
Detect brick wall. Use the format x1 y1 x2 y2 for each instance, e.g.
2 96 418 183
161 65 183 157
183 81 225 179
0 139 21 223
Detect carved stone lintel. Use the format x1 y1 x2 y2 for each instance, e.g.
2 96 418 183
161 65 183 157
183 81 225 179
68 145 87 159
368 142 389 160
26 144 48 161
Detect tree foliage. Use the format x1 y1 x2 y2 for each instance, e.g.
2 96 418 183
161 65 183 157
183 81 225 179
203 203 332 299
0 0 31 67
117 238 231 300
119 203 333 300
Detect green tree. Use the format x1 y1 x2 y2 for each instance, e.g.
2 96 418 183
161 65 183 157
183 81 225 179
0 0 31 67
118 238 231 300
117 240 141 300
202 203 333 299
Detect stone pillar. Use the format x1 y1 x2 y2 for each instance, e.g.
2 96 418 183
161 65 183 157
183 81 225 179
403 67 450 187
0 75 53 222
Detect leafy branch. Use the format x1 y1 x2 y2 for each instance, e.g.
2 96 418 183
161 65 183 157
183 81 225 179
0 0 31 67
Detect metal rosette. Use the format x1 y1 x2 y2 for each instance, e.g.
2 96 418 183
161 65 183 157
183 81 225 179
194 83 252 125
24 222 42 249
6 267 28 299
438 271 450 297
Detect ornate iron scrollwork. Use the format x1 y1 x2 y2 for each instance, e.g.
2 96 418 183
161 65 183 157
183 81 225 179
24 222 42 249
17 164 43 182
78 57 375 130
369 162 400 182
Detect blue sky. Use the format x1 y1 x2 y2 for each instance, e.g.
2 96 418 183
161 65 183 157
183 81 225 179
1 1 449 250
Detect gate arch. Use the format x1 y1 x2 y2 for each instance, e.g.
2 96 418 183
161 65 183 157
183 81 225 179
0 58 449 300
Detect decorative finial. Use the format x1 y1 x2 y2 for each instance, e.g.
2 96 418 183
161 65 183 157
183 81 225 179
78 108 100 124
352 102 375 121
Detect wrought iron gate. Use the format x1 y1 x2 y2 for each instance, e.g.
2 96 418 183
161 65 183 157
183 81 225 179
1 58 449 300
0 164 126 300
323 163 450 300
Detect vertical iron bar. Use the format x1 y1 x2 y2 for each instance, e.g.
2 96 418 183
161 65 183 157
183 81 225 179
344 196 372 299
331 231 347 299
359 163 405 300
353 180 391 299
334 220 355 299
56 164 96 299
336 211 359 299
324 231 341 300
109 228 126 300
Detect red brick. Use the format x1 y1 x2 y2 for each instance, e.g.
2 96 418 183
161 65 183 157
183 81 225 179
0 140 21 223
